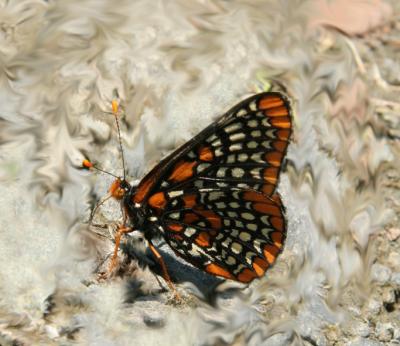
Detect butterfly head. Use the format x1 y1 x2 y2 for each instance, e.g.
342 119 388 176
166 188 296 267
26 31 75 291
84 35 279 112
109 178 131 200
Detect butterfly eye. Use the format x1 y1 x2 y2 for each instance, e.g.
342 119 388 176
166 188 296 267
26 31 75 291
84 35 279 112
120 180 131 191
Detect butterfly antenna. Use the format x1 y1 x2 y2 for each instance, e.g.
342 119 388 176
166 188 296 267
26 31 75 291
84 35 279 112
82 159 120 179
111 100 126 180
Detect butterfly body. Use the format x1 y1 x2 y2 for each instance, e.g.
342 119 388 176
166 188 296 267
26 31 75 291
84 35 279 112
116 92 292 283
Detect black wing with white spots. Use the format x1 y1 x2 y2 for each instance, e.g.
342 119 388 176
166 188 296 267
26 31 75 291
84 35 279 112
133 92 291 205
129 92 292 283
159 188 285 282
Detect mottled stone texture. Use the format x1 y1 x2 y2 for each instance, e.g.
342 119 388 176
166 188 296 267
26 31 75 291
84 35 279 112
0 0 398 345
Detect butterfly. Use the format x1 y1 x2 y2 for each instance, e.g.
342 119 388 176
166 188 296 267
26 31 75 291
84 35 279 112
85 92 292 284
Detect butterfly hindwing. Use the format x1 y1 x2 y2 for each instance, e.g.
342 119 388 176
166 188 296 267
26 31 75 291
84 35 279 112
134 92 291 205
158 188 285 283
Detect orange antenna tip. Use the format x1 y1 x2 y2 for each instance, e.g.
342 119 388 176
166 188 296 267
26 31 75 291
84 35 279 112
111 100 119 114
82 159 93 169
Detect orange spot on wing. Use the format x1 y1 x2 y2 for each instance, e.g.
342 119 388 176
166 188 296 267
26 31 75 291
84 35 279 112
270 217 284 233
253 257 269 276
271 230 284 247
270 193 282 206
167 223 184 232
263 167 278 184
265 151 283 167
205 263 234 280
263 244 279 264
195 232 211 247
171 234 184 241
184 212 199 224
273 140 287 152
183 194 197 208
259 96 284 110
276 129 291 140
271 117 291 128
243 191 267 202
134 177 155 203
237 268 258 283
198 146 214 162
265 106 288 117
261 184 274 196
148 192 167 211
253 202 281 216
168 160 197 182
196 210 222 229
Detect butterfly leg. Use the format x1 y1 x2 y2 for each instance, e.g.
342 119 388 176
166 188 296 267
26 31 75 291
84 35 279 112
148 241 182 301
109 225 133 272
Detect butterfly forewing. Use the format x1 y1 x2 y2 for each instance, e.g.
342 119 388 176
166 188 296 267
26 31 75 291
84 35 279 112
130 92 291 283
134 92 291 204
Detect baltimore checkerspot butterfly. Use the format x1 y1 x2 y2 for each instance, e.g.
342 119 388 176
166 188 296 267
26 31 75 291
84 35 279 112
84 92 292 285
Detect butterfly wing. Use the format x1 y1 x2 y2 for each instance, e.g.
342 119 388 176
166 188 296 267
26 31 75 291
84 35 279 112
158 188 285 283
133 92 291 205
130 92 291 282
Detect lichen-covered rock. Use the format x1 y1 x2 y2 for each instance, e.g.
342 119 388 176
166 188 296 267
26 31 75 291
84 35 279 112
371 264 392 285
375 322 394 342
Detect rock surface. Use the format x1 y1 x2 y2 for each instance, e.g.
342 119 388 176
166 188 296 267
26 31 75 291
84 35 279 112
0 0 399 345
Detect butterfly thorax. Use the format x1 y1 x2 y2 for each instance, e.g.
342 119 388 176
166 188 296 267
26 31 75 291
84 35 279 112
123 186 150 232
